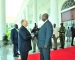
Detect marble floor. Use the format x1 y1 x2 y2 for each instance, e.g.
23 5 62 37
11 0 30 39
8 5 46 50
0 38 75 60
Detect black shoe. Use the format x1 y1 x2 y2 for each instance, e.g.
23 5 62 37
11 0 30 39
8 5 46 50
17 53 20 55
61 47 64 49
60 47 64 49
33 51 35 53
14 55 19 57
53 48 57 50
71 45 74 46
60 47 62 48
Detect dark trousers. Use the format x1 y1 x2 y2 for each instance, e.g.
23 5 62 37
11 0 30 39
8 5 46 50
13 44 18 57
60 36 65 48
39 47 50 60
71 35 75 45
20 51 29 60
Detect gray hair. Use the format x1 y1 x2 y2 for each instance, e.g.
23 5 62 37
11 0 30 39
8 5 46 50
21 19 24 24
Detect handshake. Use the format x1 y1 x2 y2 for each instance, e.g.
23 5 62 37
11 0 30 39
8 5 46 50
31 33 35 38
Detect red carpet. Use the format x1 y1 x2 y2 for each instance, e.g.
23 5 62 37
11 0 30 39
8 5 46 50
18 46 75 60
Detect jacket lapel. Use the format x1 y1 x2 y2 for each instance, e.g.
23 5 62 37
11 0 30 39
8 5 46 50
22 26 30 35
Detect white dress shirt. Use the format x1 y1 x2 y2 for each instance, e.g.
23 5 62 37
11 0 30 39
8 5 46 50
38 20 48 28
38 20 43 28
53 27 59 37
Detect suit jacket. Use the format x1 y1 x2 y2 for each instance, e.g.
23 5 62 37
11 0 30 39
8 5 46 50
11 28 18 44
18 26 32 52
38 20 53 48
71 26 75 36
31 28 39 34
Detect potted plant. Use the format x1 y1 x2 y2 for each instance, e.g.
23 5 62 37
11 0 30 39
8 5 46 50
2 34 9 46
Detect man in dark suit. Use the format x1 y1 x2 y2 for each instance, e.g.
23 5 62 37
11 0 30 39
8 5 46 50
71 24 75 46
37 13 53 60
11 24 19 57
18 20 34 60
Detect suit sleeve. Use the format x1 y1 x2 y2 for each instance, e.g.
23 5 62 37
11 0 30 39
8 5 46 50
31 29 34 33
45 22 53 46
19 29 32 41
11 29 14 43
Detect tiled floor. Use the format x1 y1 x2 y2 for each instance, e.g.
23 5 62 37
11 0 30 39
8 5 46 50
0 38 75 60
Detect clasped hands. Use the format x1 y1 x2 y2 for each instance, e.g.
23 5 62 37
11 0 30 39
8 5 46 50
31 34 35 38
31 34 48 49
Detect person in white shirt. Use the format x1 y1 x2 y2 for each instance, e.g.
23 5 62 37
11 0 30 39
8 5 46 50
53 24 59 50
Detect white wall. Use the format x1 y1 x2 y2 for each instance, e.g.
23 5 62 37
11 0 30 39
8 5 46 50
17 0 67 28
26 2 50 28
58 0 66 26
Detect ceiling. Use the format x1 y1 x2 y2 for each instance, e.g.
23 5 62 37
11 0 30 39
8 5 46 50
6 0 24 23
6 0 50 23
28 0 50 17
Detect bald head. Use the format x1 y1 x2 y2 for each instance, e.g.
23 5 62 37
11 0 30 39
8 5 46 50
61 23 64 27
14 24 18 29
42 13 49 21
54 23 56 28
21 19 28 27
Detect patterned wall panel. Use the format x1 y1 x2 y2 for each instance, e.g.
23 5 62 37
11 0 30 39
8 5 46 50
61 0 75 10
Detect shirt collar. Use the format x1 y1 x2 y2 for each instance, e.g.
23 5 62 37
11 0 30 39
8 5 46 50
43 19 48 23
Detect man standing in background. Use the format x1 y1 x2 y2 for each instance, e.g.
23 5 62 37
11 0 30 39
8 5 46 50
71 24 75 46
37 13 53 60
59 23 66 49
53 24 59 50
11 24 19 57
